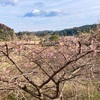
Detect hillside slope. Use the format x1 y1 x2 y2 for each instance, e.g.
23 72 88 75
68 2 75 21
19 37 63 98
16 24 98 37
0 23 16 41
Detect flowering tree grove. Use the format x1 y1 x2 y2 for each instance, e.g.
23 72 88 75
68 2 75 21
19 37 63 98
0 28 100 100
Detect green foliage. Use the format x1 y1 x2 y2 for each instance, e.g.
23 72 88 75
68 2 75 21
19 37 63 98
96 33 100 41
0 29 16 41
92 92 100 100
9 31 15 40
49 34 59 42
0 23 16 41
3 95 16 100
0 29 7 41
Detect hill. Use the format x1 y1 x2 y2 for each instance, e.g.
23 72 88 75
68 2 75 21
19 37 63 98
16 24 98 37
0 23 16 41
36 24 98 36
59 24 98 36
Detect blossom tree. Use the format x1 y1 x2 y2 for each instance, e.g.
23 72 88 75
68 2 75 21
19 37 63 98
0 28 100 100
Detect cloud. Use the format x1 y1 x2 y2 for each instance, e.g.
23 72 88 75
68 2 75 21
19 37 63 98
0 0 18 6
24 9 66 17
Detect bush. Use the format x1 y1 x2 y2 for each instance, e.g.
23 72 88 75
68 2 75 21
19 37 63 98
49 34 59 42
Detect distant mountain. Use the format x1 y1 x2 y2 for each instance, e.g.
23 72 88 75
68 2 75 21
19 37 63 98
16 24 98 37
58 24 98 36
0 23 16 41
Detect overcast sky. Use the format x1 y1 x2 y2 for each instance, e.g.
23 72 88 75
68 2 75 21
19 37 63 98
0 0 100 32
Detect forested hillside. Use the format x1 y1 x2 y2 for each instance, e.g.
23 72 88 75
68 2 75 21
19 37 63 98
0 23 16 41
16 24 98 37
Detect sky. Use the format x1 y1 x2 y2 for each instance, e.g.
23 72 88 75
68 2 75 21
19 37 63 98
0 0 100 32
